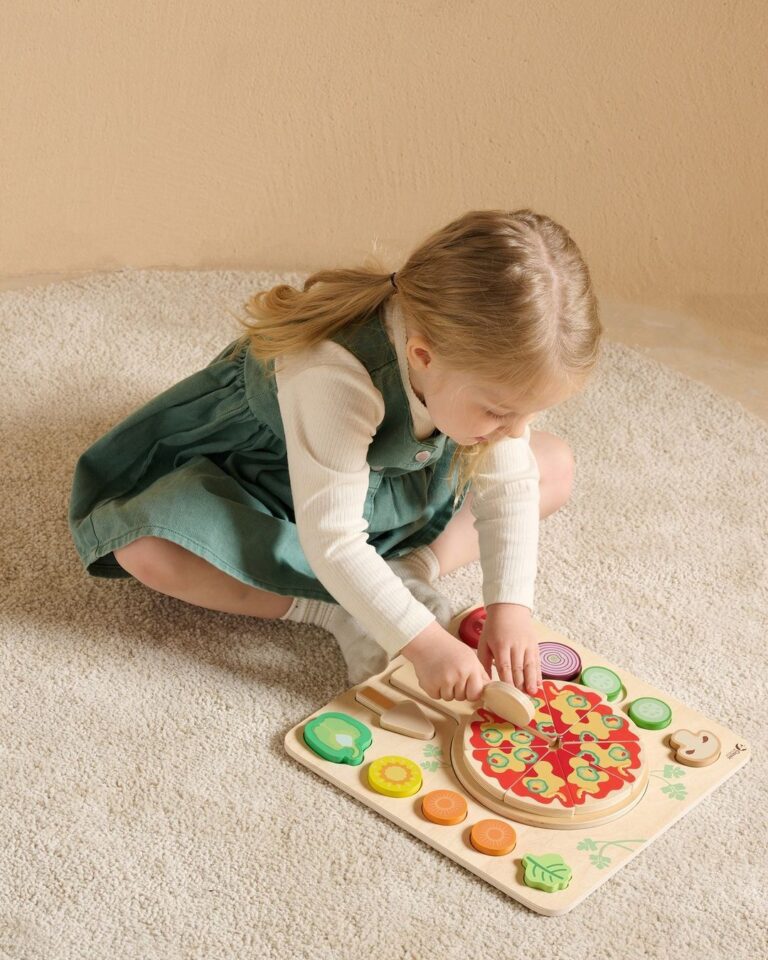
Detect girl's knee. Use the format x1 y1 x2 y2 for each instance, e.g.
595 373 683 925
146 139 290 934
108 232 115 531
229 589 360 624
554 439 576 504
113 536 177 586
533 431 575 503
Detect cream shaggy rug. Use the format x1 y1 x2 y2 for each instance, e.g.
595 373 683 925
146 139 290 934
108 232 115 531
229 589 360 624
1 268 766 959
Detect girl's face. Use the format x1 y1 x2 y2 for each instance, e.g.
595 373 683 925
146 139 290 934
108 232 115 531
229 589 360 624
405 333 572 445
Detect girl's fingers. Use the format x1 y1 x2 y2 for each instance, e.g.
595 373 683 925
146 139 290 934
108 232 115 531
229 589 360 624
493 646 513 684
497 661 513 684
465 668 488 703
524 659 539 695
477 645 494 678
512 648 526 692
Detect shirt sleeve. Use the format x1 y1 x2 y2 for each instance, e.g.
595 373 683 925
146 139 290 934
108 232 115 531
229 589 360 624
470 423 541 611
274 339 438 657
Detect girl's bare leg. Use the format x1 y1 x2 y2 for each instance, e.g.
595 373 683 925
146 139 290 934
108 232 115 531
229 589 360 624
429 431 575 578
115 431 573 615
113 537 295 618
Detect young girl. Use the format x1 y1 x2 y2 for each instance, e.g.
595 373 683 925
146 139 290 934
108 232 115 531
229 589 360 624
68 208 601 703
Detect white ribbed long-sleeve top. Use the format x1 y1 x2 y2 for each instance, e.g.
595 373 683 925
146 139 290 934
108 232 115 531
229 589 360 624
274 297 541 657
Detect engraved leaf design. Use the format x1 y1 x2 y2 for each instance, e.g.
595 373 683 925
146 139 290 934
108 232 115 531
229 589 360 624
576 838 598 851
662 782 687 800
663 764 686 779
590 854 611 869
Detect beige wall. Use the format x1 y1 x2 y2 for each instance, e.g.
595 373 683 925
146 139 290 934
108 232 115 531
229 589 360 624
2 1 766 331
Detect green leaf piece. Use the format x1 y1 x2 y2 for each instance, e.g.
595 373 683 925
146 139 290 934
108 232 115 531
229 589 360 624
522 853 573 892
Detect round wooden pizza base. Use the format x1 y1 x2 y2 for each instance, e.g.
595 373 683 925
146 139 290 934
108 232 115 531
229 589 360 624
450 720 649 830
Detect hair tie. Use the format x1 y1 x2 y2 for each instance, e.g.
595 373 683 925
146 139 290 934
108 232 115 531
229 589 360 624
389 272 398 291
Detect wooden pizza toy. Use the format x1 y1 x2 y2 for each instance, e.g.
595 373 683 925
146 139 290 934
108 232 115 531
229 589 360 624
284 604 751 915
389 659 648 830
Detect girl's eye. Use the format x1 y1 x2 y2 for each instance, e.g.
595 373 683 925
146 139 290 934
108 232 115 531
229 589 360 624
486 410 507 420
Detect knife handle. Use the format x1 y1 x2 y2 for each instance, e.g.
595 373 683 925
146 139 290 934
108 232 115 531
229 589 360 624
355 685 396 715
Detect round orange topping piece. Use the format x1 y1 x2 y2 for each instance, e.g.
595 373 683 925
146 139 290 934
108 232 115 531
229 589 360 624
421 789 468 825
469 818 517 856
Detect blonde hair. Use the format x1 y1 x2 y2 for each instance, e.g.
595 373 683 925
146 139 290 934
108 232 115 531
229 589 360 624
223 208 603 506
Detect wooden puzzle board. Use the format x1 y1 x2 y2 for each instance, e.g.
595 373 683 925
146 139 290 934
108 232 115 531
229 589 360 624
284 618 751 915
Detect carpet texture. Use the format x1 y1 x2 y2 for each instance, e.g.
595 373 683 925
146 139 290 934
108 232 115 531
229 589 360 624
1 268 766 959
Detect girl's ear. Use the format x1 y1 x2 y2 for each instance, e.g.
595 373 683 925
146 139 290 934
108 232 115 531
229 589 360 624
406 336 435 371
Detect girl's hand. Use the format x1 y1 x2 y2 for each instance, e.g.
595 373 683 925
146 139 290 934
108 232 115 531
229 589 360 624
477 603 543 696
400 620 491 702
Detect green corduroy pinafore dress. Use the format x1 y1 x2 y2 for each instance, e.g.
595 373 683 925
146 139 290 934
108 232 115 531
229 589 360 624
68 303 468 602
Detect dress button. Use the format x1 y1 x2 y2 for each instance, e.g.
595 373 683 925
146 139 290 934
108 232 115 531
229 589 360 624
414 450 431 463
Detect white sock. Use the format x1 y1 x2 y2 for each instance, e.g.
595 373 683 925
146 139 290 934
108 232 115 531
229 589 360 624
386 546 457 628
280 596 390 685
278 545 441 629
279 595 339 629
278 546 447 685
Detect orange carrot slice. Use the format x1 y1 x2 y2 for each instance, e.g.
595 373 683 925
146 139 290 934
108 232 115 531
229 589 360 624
421 789 468 825
470 818 517 856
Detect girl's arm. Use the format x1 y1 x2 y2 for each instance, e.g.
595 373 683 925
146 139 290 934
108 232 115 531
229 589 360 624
276 339 439 658
469 424 541 615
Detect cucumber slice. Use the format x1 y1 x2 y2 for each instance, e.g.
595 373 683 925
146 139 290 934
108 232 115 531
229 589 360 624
628 697 672 730
579 665 623 702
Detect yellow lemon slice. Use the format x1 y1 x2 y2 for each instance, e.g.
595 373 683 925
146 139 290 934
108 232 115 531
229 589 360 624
367 755 423 798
